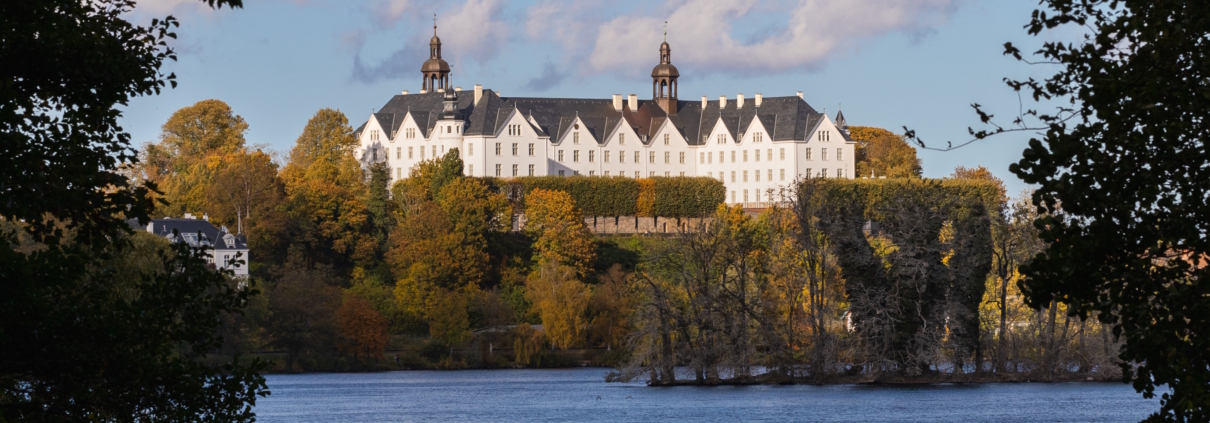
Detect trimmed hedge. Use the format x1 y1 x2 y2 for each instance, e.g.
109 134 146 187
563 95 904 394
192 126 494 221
476 176 724 218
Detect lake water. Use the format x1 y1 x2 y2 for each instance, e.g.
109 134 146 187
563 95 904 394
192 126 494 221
255 369 1159 422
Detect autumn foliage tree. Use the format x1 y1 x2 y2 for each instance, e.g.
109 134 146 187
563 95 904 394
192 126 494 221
337 293 390 360
525 188 596 275
849 126 923 178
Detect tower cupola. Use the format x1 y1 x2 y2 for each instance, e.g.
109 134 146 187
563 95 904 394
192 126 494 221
651 24 679 115
421 15 450 92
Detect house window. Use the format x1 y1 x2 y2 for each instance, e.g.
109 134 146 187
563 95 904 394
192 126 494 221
743 170 748 182
718 134 726 144
619 133 626 145
779 148 785 160
529 143 535 156
755 170 760 182
700 152 705 164
469 164 473 175
635 151 640 163
664 134 670 145
558 150 564 162
512 143 519 156
574 171 581 176
409 146 414 159
509 124 522 136
512 164 518 176
447 126 451 134
665 171 670 177
396 167 401 179
767 149 772 161
707 171 712 178
822 148 828 161
421 148 425 160
767 169 773 181
806 168 813 178
408 128 417 139
706 152 711 164
650 171 655 177
559 170 565 176
679 152 685 164
805 148 812 160
837 149 843 161
731 151 736 163
837 168 844 178
731 191 736 202
574 150 580 162
634 171 639 178
495 164 502 176
619 151 625 163
780 169 785 181
574 132 580 144
605 151 611 163
589 150 595 162
495 143 501 155
743 150 748 162
753 149 758 162
754 132 763 143
755 190 760 201
396 147 401 159
651 151 657 163
744 190 749 202
679 171 685 176
605 171 611 176
730 171 736 182
468 144 473 156
589 171 596 176
529 164 535 176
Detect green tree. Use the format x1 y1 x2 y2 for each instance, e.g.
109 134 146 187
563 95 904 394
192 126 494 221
1000 1 1210 419
1 0 266 420
266 251 342 371
849 126 922 178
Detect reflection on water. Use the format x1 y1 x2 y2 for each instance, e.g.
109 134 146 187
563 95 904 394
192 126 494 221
255 368 1157 422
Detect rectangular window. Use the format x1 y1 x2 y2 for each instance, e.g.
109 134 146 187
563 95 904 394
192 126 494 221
838 168 844 178
707 171 712 178
665 171 670 177
574 171 581 176
650 151 655 163
512 143 518 156
731 191 736 202
743 170 748 182
753 149 758 162
634 171 640 178
396 147 400 159
743 150 749 162
469 143 473 156
767 149 772 161
589 170 596 176
574 150 580 162
700 152 705 164
605 151 611 163
421 148 425 160
664 134 670 145
731 151 736 163
779 148 785 160
664 151 670 163
619 133 626 145
837 149 843 161
767 169 773 181
805 148 812 160
589 150 595 162
822 148 828 161
780 169 785 181
469 164 473 176
680 171 685 176
635 151 640 163
806 168 813 178
529 143 535 156
707 152 712 164
574 132 580 144
512 164 518 176
605 171 610 176
396 167 401 179
495 143 501 155
755 190 760 201
755 170 760 182
528 164 535 176
679 152 685 164
559 170 565 176
730 171 736 183
650 171 655 177
495 164 501 176
409 146 414 159
743 190 749 202
558 150 564 162
619 151 625 163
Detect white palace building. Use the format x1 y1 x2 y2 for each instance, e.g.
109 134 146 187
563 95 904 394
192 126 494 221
355 25 856 206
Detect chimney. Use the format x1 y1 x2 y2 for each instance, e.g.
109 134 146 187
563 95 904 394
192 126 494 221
719 95 727 108
474 84 483 104
737 93 745 108
184 213 193 219
437 88 444 93
755 93 763 107
455 86 462 92
701 96 708 108
796 91 803 99
401 90 409 95
613 94 623 112
627 94 638 110
420 89 428 94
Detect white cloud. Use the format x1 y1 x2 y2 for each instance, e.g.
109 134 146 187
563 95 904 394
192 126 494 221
438 0 510 66
132 0 209 16
586 0 959 75
369 0 412 28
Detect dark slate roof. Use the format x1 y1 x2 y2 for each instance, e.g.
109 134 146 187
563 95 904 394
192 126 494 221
358 90 828 146
146 218 248 251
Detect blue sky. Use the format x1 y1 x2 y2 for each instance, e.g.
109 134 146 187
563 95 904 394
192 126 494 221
121 0 1066 194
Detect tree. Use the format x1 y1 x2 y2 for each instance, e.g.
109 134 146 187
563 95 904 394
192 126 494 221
1 0 266 420
281 109 375 269
337 293 390 360
526 261 590 350
525 189 596 276
266 250 342 371
207 149 287 261
849 126 922 178
999 1 1210 419
143 99 249 217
